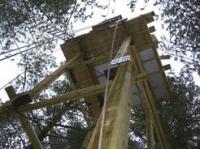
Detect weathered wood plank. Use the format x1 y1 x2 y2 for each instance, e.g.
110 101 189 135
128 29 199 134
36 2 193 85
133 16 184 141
128 45 168 149
104 62 133 149
86 62 134 149
19 83 111 112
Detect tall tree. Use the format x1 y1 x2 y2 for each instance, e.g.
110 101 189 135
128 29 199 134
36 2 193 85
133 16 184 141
158 0 200 74
0 0 107 93
158 68 200 148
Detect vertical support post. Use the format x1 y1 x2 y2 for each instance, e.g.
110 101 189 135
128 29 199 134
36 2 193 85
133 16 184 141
146 117 155 149
83 36 132 149
128 45 168 149
16 114 43 149
87 62 134 149
5 86 43 149
104 62 133 149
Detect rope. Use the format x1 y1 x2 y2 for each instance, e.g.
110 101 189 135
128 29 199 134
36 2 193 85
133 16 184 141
97 19 119 149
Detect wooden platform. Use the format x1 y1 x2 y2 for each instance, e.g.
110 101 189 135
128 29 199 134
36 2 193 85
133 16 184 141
61 12 168 119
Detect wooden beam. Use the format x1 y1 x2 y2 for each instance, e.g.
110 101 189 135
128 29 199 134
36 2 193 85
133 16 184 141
5 86 17 99
86 114 102 148
16 114 43 149
160 55 170 60
87 62 134 149
148 26 156 33
163 64 171 71
0 83 109 122
84 36 132 149
116 36 132 56
105 62 133 149
5 86 43 149
19 83 110 112
128 45 168 149
146 117 155 149
141 81 168 149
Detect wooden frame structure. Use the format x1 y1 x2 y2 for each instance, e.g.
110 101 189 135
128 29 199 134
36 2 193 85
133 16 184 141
0 12 170 149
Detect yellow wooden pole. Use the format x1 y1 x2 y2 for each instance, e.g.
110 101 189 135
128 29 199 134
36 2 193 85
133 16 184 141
128 45 168 149
16 114 43 149
104 62 133 149
19 83 111 112
146 117 155 149
0 83 110 122
87 62 134 149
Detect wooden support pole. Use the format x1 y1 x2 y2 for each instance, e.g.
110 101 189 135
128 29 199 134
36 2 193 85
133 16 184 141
128 45 168 149
87 62 134 149
86 114 102 148
19 83 110 112
5 86 43 149
16 114 43 149
104 62 133 149
0 83 112 122
146 117 155 149
29 50 120 99
83 36 132 149
141 81 168 149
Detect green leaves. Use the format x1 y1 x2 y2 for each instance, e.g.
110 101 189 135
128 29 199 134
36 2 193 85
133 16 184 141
157 69 200 148
158 0 200 74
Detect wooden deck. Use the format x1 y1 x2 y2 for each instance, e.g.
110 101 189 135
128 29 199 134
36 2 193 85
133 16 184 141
61 12 166 119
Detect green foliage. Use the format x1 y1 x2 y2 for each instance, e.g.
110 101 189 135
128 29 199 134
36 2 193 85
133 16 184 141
13 43 57 92
0 118 28 148
158 0 200 74
48 118 88 149
0 0 108 95
0 0 100 42
157 68 200 148
127 0 137 11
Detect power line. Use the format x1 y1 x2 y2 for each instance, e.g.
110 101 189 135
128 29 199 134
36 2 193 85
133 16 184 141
0 71 24 91
0 0 74 57
0 43 44 62
0 43 34 56
0 0 94 59
0 24 90 62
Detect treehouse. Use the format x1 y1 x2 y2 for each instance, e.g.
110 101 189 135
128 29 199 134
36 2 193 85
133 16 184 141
60 11 170 148
0 12 170 149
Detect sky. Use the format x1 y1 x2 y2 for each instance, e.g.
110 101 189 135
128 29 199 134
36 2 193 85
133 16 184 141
0 0 199 102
